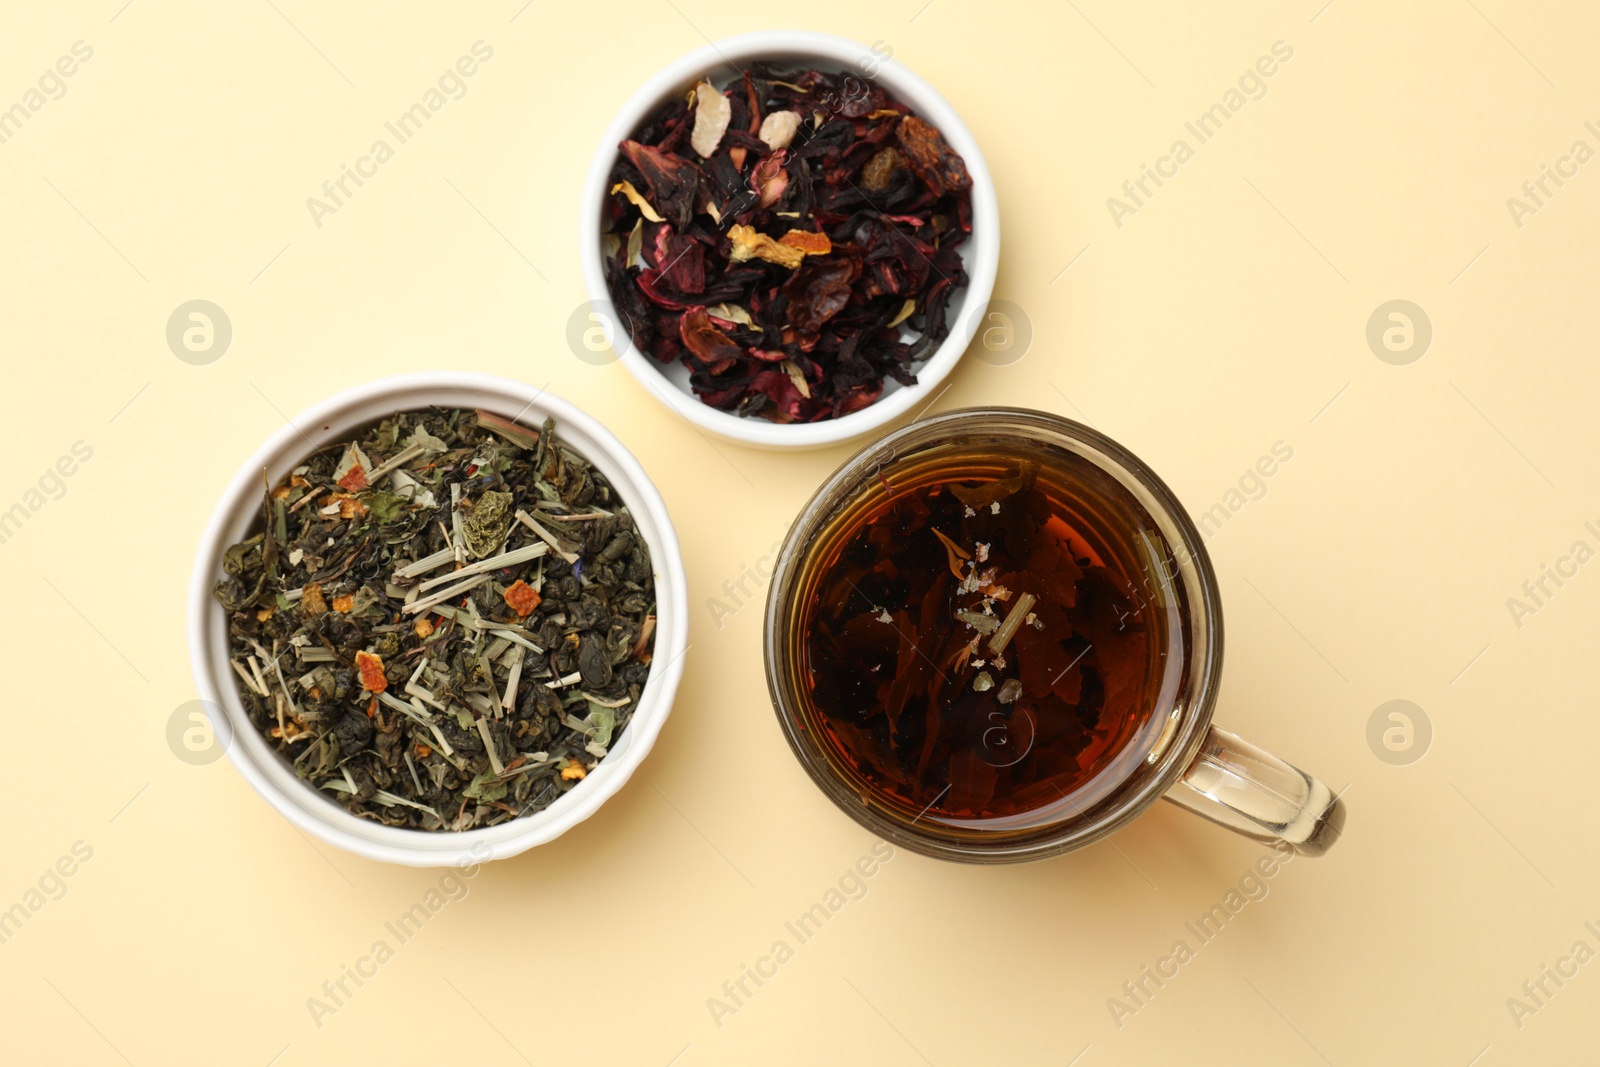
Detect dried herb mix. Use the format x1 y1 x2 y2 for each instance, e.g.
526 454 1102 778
603 65 974 422
213 409 656 831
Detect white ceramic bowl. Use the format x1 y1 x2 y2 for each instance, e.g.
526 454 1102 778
187 373 688 867
580 30 1000 451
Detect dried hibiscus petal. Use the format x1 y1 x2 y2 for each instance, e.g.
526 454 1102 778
680 308 743 372
895 115 972 198
620 140 701 229
784 253 862 334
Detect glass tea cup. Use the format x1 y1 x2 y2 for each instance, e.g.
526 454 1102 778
764 408 1345 863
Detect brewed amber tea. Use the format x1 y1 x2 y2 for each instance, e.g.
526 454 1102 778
798 439 1189 830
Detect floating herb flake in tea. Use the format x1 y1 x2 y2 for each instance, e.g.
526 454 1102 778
212 409 656 831
603 64 974 422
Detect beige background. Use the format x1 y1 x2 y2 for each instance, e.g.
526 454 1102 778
1 0 1595 1063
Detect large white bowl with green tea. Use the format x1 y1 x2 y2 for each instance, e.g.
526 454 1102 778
187 373 688 867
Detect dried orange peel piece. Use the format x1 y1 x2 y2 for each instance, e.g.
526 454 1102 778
354 650 388 693
779 229 832 255
328 493 367 519
504 579 542 617
336 463 369 492
727 224 832 269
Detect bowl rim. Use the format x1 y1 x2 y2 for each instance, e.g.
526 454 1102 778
578 29 1000 450
186 371 689 867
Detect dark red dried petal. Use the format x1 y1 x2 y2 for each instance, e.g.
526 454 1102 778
694 380 750 410
634 271 696 310
679 308 743 373
660 234 706 294
895 116 972 198
833 381 885 418
620 140 702 228
783 253 862 335
747 368 809 421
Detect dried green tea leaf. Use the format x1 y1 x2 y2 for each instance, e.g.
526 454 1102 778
367 491 409 525
461 490 515 559
410 426 449 453
388 469 436 509
462 771 508 803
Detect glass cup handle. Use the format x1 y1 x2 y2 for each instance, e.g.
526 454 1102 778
1162 725 1345 856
